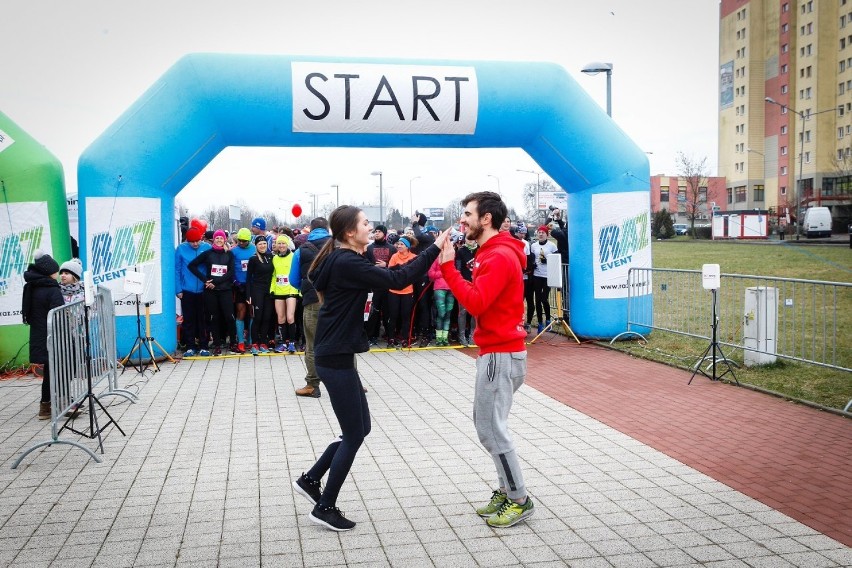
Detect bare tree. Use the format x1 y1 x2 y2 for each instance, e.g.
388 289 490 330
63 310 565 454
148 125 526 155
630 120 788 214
522 179 558 223
675 152 710 236
444 198 464 231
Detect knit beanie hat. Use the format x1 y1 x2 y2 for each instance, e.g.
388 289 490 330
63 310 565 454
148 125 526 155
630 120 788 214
374 224 387 235
185 227 203 242
59 258 83 280
33 250 60 276
204 230 215 241
254 235 267 245
212 230 226 250
537 225 550 234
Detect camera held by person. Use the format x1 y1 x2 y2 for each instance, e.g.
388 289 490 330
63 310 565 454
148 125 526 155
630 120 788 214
547 205 562 221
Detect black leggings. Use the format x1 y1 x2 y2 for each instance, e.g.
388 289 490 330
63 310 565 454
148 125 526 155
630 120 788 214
524 278 535 325
386 292 413 342
250 288 274 345
307 363 371 508
204 289 236 347
533 276 551 323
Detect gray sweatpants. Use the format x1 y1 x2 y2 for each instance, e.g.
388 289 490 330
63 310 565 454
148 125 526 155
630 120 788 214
473 351 527 500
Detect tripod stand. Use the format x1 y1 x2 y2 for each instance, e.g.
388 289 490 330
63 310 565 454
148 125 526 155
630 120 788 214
120 297 174 374
689 288 738 385
530 288 580 344
64 303 126 453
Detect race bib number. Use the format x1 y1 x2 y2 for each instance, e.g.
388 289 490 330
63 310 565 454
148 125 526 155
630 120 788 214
364 292 373 321
277 275 289 286
241 259 249 272
211 264 227 277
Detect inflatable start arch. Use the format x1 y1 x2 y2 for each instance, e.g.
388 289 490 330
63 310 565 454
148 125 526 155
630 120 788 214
78 54 651 355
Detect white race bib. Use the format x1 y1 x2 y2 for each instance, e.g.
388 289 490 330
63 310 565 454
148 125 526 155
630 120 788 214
211 264 227 277
276 275 289 286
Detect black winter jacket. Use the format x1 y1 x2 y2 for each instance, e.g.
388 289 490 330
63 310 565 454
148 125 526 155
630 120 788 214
21 270 64 364
309 245 440 358
188 248 235 291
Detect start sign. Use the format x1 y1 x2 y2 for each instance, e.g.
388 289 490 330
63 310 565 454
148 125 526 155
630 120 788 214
292 62 478 135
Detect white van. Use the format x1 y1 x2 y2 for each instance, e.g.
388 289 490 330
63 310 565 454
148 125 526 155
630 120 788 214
802 207 832 238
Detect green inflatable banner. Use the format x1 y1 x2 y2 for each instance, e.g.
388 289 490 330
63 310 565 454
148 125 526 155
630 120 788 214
0 110 70 369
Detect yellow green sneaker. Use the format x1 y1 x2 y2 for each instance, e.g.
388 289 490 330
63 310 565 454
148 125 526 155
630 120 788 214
486 496 534 528
476 490 508 518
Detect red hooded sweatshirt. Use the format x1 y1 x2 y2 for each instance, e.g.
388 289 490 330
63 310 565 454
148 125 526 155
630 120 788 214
441 231 527 354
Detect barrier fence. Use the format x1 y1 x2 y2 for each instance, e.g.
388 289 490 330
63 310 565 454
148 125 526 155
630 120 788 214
12 287 137 468
619 267 851 374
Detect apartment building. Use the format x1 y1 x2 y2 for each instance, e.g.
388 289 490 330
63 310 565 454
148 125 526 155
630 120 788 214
719 0 852 230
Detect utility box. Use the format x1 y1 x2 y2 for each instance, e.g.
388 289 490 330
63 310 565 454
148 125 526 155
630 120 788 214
743 286 778 366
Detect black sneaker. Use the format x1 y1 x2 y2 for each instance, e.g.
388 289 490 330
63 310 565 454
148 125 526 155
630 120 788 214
309 503 355 531
293 473 322 505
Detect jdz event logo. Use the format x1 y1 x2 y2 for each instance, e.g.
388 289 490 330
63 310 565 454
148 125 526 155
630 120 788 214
597 210 649 272
0 226 45 297
90 219 157 285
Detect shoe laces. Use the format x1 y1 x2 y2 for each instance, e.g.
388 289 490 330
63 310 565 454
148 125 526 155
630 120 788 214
494 498 517 517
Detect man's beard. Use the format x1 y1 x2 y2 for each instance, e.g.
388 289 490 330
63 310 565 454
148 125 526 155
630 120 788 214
465 224 484 241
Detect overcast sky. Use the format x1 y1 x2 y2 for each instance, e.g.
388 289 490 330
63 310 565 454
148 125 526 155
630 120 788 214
3 0 720 223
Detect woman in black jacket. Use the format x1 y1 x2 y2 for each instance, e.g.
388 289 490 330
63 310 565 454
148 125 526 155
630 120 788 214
291 205 447 532
246 235 274 353
188 230 235 356
21 251 64 419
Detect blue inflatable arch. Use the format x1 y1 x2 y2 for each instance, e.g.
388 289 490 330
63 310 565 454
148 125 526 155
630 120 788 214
78 53 651 355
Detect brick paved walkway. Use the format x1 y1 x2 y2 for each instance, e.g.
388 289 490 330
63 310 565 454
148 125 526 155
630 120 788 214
514 336 852 547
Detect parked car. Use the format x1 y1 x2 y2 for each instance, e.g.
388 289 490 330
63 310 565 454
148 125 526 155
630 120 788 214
673 223 688 236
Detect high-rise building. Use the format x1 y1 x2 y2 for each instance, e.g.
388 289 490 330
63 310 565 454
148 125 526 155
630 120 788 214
719 0 851 232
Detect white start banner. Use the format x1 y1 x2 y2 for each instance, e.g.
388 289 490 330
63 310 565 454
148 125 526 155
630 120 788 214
0 201 53 326
292 62 478 135
592 192 652 299
0 129 15 154
86 197 162 316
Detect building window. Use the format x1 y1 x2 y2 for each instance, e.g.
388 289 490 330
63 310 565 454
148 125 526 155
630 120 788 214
727 188 733 204
840 127 845 139
753 185 765 202
699 187 707 202
781 125 788 135
660 186 669 202
783 2 789 12
781 146 788 155
842 83 847 95
782 63 788 74
782 23 789 33
781 166 788 175
781 84 788 94
805 151 811 163
735 186 747 202
781 186 787 195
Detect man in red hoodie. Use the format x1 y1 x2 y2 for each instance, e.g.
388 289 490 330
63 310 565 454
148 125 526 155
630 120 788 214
439 191 534 528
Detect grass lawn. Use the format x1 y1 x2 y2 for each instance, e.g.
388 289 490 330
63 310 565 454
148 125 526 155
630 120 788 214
604 240 852 411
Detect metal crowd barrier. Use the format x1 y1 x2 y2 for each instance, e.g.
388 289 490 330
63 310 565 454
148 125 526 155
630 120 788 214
617 267 851 373
12 287 137 468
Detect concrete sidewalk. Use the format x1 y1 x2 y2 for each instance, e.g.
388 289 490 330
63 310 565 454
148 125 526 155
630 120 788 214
0 347 849 567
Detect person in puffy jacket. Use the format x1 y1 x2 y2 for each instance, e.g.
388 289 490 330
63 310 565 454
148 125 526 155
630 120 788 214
21 251 64 419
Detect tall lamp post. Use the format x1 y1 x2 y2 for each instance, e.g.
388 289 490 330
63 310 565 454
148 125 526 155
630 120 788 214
487 174 501 195
409 176 421 214
764 97 839 240
331 184 339 208
581 62 613 117
517 169 542 222
371 171 384 224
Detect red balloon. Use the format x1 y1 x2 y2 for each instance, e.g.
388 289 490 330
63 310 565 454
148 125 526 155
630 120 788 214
190 218 208 232
292 204 302 218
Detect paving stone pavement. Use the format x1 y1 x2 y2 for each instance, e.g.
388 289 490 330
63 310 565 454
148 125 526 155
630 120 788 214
0 349 849 567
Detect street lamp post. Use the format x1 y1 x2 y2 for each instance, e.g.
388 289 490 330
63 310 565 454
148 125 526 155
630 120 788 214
371 171 384 224
581 62 613 117
517 169 542 221
409 176 421 214
764 97 839 240
487 174 501 195
331 184 339 208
